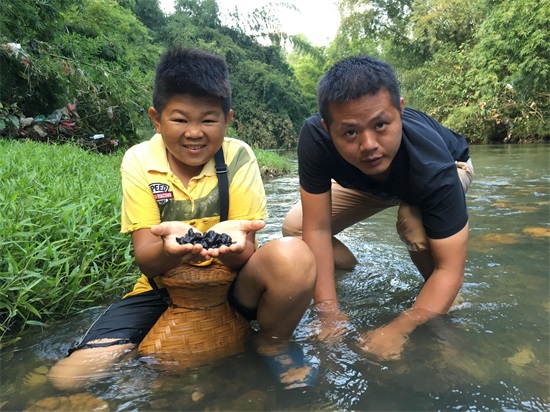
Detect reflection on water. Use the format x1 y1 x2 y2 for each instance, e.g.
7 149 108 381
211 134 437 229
1 145 549 411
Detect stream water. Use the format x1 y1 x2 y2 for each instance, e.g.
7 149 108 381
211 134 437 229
1 144 549 411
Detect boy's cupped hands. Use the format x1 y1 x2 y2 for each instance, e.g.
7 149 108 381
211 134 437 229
150 220 266 264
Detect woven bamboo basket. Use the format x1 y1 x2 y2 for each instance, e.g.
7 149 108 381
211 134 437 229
138 262 250 368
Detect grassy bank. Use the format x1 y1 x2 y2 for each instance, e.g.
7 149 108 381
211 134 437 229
0 140 291 347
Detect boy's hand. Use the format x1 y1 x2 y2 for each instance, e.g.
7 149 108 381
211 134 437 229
204 220 266 256
150 221 212 263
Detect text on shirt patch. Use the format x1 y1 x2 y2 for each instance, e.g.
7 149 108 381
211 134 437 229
149 183 173 205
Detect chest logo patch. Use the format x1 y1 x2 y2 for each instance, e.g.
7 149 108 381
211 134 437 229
149 182 173 206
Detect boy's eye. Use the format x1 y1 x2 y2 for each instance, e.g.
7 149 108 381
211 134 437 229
173 118 187 123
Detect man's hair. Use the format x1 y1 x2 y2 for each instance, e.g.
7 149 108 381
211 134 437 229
317 55 401 126
152 47 231 116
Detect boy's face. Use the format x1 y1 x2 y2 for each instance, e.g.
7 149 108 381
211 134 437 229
148 94 233 175
322 88 404 182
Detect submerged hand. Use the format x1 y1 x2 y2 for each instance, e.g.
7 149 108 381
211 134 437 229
311 300 353 342
358 325 408 361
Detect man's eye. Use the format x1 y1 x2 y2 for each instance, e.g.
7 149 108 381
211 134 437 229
375 122 387 130
344 130 358 137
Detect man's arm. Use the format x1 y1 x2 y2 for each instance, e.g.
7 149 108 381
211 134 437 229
359 223 468 359
301 187 353 339
300 187 335 303
414 223 468 312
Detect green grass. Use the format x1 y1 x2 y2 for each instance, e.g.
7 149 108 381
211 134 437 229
0 140 135 347
254 149 292 178
0 140 291 348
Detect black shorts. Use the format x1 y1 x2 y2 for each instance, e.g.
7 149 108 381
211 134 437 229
228 280 258 322
70 283 256 355
69 289 169 354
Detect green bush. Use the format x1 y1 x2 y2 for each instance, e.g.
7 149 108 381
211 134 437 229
0 140 136 347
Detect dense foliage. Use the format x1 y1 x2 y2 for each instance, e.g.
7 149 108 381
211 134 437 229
0 0 309 150
2 0 547 148
289 0 549 143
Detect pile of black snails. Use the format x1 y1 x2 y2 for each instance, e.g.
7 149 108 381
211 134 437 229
176 228 234 249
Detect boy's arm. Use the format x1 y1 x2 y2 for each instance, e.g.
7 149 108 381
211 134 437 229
359 223 468 360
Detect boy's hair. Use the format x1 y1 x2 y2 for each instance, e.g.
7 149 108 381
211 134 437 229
152 47 232 116
317 55 401 126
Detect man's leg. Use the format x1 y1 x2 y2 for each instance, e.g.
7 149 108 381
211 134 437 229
397 159 474 280
283 181 395 270
396 203 434 280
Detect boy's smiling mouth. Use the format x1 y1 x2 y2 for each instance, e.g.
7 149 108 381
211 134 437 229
183 144 206 150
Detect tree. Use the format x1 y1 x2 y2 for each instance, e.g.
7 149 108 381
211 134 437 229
133 0 167 32
469 0 550 140
1 0 161 145
401 0 549 142
162 0 310 148
334 0 419 67
287 35 327 112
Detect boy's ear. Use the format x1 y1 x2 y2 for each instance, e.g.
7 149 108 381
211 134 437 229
225 109 234 125
148 107 161 133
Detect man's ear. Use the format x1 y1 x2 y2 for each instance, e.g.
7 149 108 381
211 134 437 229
399 97 405 114
148 107 161 133
321 118 328 132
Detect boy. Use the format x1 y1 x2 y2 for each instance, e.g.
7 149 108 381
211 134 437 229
48 47 316 391
283 54 474 360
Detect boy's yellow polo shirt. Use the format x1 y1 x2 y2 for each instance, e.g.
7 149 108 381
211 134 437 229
120 134 268 297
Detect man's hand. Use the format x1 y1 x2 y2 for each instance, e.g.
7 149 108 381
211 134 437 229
311 300 353 342
358 324 409 361
357 307 435 361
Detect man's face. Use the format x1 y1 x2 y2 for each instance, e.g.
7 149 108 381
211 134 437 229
323 89 404 182
148 94 233 175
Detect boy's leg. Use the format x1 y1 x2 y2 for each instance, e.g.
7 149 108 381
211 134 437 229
282 181 396 270
47 289 168 392
230 237 316 339
229 236 317 388
47 341 135 392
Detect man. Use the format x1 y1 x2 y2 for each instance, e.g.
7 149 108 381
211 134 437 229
282 55 474 360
